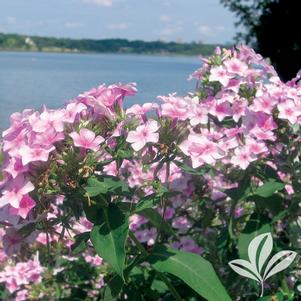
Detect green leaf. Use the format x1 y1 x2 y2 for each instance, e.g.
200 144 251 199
71 232 90 255
90 203 129 279
134 194 161 213
85 175 131 197
238 213 271 261
148 246 232 301
103 255 146 300
249 194 284 215
103 274 124 301
253 180 284 198
174 160 208 175
83 201 106 224
151 279 169 294
139 208 176 237
134 189 180 213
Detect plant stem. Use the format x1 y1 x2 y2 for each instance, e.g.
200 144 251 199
157 272 182 301
129 231 148 256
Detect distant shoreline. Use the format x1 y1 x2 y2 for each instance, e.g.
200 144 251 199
0 32 227 57
0 48 201 59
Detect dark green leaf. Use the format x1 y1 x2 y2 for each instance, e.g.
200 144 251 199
249 194 284 215
103 274 124 301
174 160 208 175
148 246 232 301
134 194 161 213
90 203 129 279
83 201 106 224
71 232 90 255
238 213 271 260
253 180 284 198
85 175 131 197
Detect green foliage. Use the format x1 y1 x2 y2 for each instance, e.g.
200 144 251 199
85 175 131 197
148 245 233 301
90 204 129 280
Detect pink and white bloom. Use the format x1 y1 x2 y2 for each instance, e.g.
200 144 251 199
3 157 28 179
70 128 105 151
126 103 158 116
126 120 160 151
189 104 208 126
0 175 35 208
63 102 87 123
230 146 256 170
209 65 231 86
209 101 232 121
19 144 55 166
9 195 36 219
179 134 224 168
224 57 248 76
277 100 301 124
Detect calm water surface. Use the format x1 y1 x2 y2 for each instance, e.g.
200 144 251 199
0 52 200 132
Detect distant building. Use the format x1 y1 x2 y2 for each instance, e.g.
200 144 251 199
25 37 35 47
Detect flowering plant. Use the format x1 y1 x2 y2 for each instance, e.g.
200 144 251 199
1 45 301 301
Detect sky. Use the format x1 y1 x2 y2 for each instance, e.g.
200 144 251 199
0 0 236 43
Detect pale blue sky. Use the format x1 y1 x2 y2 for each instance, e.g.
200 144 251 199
0 0 236 43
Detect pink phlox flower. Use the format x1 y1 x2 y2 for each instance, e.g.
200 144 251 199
179 134 224 168
232 99 247 122
278 99 301 124
126 102 158 116
0 175 34 208
70 128 104 151
0 205 20 225
126 120 159 151
250 93 277 114
245 138 268 155
172 216 191 231
209 101 232 121
134 228 157 246
226 78 243 93
3 130 27 155
218 137 239 151
189 104 208 126
85 254 103 267
209 65 231 86
250 126 276 141
224 57 248 76
63 102 87 123
109 82 137 96
161 102 188 120
178 236 204 255
230 146 256 170
9 195 36 219
32 128 65 146
19 144 55 165
2 228 23 255
3 157 29 179
29 109 64 133
129 214 147 231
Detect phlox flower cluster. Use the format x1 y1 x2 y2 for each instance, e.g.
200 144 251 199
1 45 301 299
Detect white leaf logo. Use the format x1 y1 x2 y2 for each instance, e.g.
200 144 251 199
229 232 297 297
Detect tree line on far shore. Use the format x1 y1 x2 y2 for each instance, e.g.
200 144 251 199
0 32 223 56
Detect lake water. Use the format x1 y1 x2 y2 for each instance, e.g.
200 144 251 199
0 51 200 132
